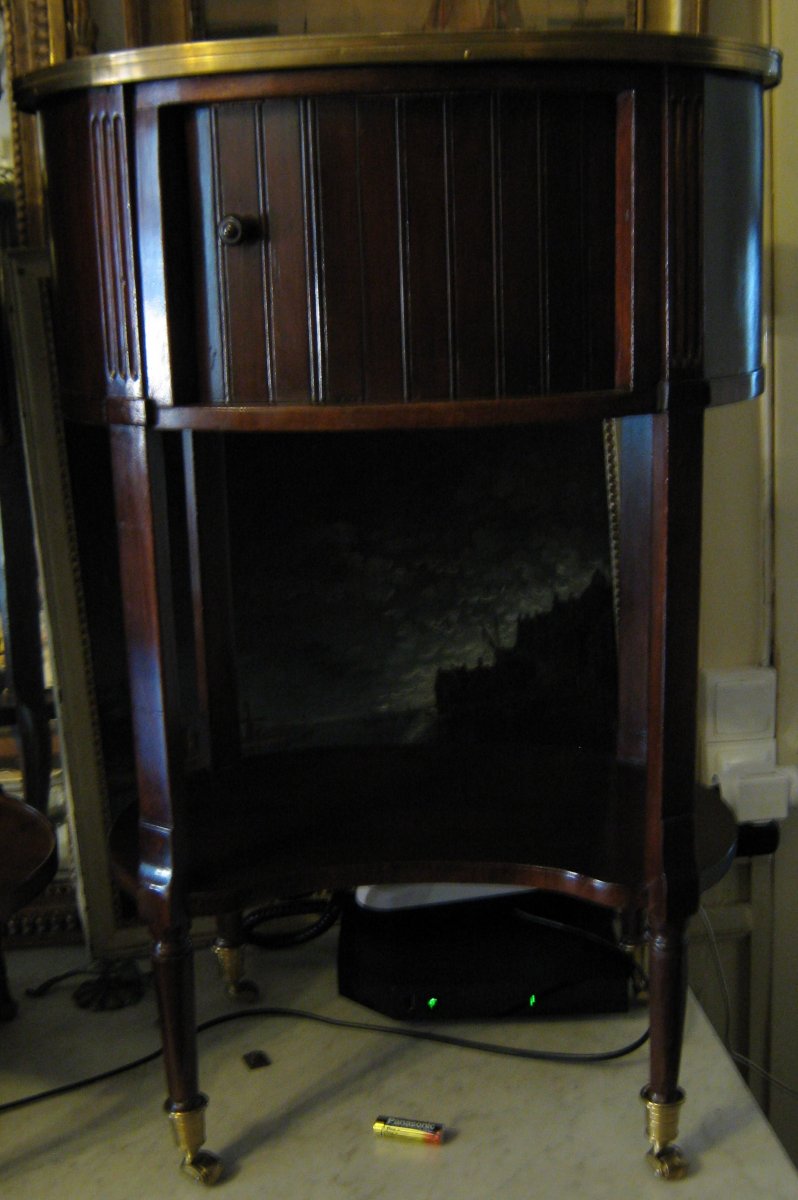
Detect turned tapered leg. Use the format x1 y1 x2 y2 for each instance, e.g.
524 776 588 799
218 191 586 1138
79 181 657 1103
616 409 705 1178
152 926 222 1185
111 427 223 1183
213 911 259 1002
642 921 689 1180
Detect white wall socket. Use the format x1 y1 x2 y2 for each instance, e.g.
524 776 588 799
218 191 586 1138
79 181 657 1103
698 667 777 743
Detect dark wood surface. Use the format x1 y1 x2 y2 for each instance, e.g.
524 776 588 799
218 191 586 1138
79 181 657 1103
109 746 736 917
0 787 57 1019
0 789 57 920
39 63 765 425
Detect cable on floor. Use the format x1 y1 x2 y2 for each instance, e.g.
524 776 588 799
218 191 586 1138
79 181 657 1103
0 1003 650 1117
3 901 651 1117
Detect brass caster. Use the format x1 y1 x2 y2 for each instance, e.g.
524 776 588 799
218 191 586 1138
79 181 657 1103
646 1144 688 1181
180 1149 224 1186
170 1097 223 1185
641 1088 687 1181
212 943 259 1003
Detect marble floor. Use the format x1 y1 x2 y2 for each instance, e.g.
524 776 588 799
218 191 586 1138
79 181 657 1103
1 932 797 1200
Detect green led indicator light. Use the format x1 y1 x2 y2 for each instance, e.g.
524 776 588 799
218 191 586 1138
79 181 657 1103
529 994 537 1008
427 997 438 1010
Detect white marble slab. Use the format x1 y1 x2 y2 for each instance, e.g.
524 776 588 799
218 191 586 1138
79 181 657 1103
1 937 796 1199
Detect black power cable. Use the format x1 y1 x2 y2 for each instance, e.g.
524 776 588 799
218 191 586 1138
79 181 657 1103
243 893 345 948
0 1003 649 1117
2 900 651 1117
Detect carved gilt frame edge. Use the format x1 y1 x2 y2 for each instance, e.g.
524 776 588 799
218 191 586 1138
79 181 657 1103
2 1 96 245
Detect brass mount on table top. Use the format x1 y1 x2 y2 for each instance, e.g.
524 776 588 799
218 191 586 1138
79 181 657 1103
15 29 781 107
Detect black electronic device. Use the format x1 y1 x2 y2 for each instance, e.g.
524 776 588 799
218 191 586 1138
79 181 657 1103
337 891 634 1021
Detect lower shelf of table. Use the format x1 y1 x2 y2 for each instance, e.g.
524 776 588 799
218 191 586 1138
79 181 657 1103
109 744 737 917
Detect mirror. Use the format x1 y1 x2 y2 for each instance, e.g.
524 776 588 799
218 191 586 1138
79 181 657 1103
192 1 630 39
119 0 766 46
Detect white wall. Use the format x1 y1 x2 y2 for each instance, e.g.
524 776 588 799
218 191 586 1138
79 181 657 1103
769 0 798 1166
699 14 771 676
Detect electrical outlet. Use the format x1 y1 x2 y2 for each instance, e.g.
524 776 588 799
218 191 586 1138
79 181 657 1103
699 667 777 742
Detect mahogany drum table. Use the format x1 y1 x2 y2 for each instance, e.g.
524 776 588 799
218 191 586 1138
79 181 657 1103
17 29 780 1184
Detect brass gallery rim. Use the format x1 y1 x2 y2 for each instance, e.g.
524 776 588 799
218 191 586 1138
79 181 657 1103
15 30 781 107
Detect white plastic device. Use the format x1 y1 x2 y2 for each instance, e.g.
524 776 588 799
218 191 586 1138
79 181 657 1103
699 667 798 824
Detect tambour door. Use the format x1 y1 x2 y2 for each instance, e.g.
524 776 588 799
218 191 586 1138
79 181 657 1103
177 81 621 407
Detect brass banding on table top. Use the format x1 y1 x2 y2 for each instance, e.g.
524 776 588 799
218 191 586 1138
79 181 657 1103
15 30 781 107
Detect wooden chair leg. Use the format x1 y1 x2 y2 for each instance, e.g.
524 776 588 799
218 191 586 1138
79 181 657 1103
642 920 689 1180
152 925 222 1185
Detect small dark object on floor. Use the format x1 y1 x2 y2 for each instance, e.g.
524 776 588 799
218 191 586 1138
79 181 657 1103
242 1050 271 1070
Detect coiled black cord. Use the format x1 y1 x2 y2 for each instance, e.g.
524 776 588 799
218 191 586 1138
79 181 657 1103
242 892 344 948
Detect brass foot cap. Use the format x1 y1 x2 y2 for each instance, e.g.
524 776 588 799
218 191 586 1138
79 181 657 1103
180 1150 223 1186
646 1144 688 1181
226 978 260 1003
